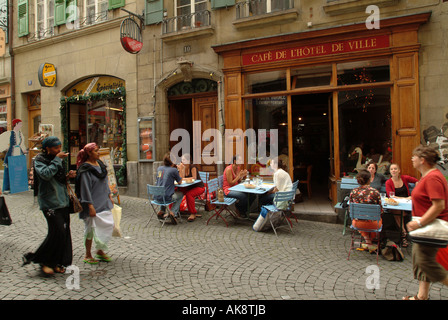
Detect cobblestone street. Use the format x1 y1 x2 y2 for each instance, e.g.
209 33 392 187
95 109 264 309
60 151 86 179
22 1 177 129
0 189 447 304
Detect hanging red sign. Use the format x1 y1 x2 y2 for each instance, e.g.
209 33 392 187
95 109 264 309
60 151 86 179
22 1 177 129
120 17 143 54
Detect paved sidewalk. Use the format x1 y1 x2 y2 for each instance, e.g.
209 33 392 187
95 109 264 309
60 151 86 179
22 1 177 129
0 189 447 302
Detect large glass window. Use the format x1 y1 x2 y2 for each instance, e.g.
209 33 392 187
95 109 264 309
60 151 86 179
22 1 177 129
337 59 390 85
85 0 108 25
175 0 208 30
291 64 332 89
245 70 287 94
338 87 392 177
36 0 54 39
69 99 124 167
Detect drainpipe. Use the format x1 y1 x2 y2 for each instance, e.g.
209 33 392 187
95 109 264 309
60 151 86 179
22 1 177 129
8 0 15 123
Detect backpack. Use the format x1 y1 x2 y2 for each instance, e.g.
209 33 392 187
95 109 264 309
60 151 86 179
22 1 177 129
382 240 404 261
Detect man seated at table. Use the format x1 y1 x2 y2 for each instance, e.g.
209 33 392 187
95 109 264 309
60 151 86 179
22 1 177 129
260 157 293 209
155 152 184 225
223 155 253 217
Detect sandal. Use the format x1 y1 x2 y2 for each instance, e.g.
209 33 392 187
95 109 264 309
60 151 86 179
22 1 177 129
403 295 429 300
54 266 66 273
157 211 165 220
168 211 177 225
95 253 112 262
401 234 410 248
41 265 54 276
187 214 196 222
83 258 99 265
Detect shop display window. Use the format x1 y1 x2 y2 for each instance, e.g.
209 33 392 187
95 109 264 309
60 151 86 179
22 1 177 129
244 70 286 94
291 64 332 89
138 117 155 162
68 98 124 167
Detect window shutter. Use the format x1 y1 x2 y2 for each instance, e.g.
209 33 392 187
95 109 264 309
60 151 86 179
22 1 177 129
54 0 67 26
211 0 235 9
109 0 125 10
145 0 164 25
18 0 29 37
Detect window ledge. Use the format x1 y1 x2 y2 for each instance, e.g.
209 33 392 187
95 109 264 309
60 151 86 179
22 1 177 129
323 0 399 16
233 8 299 30
161 25 214 43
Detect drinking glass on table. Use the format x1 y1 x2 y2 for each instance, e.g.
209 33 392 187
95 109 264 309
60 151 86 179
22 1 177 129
389 191 395 198
380 193 386 200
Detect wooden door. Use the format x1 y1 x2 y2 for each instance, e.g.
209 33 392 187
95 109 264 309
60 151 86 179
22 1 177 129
193 96 218 176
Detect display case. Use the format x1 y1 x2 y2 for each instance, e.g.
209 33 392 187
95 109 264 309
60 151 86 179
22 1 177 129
138 117 155 162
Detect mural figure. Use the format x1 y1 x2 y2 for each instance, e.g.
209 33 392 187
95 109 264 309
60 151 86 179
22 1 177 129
0 119 28 192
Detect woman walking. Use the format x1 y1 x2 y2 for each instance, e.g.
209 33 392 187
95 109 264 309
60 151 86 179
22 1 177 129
403 145 448 300
76 143 114 264
22 136 75 275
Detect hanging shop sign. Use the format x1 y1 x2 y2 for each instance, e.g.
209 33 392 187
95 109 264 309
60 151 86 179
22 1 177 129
38 63 57 87
242 35 390 66
66 76 125 97
120 17 143 54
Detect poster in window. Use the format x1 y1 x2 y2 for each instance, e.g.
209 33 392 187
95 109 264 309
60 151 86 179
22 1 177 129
138 117 155 162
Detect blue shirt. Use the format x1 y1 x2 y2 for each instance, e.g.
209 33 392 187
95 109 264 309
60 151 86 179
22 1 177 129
155 165 182 202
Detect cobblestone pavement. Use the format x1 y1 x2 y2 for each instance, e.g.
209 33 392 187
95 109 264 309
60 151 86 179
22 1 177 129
0 190 447 303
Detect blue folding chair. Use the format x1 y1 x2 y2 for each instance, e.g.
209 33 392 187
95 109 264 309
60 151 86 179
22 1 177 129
347 203 382 264
146 184 176 228
261 190 296 237
286 180 299 224
206 178 238 227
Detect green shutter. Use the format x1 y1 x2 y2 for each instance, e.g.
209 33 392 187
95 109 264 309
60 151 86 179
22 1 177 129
211 0 235 9
54 0 67 26
109 0 125 10
18 0 29 37
145 0 164 25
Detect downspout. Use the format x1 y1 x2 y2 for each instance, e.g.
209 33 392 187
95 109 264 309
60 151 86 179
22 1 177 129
8 0 15 122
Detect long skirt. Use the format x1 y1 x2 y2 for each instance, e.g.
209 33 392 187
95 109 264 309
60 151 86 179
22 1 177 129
84 210 114 252
23 207 73 268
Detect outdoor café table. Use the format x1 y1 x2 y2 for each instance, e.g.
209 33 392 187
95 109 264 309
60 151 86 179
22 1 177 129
174 179 202 188
228 182 275 218
381 196 412 247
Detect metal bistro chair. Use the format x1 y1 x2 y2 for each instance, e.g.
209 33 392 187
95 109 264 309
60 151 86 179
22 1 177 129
287 180 300 224
347 203 382 264
261 190 296 237
146 184 176 228
197 171 210 210
206 178 238 227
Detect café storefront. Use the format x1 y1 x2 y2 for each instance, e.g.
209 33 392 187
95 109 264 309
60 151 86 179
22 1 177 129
213 12 430 204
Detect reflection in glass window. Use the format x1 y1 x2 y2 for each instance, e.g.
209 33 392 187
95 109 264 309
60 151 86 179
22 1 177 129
244 97 288 176
337 59 390 86
291 64 332 89
245 70 286 94
338 87 392 177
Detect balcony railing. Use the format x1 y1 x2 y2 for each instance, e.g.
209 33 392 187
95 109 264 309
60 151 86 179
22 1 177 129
27 10 109 42
162 10 211 35
236 0 293 19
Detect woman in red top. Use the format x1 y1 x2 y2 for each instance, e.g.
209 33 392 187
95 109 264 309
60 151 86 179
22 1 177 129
403 145 448 300
386 163 419 247
223 155 252 217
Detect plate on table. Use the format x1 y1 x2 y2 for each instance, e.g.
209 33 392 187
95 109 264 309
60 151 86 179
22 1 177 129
243 183 256 189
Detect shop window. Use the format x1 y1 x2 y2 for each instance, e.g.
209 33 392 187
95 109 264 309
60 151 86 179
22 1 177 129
236 0 293 19
245 70 286 94
68 98 124 167
338 87 392 177
138 117 155 162
244 97 288 176
291 64 332 89
337 59 390 86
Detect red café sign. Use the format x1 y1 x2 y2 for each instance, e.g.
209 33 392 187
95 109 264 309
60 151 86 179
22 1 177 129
242 35 390 66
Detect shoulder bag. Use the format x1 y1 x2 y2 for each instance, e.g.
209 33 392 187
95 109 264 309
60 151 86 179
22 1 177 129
409 216 448 247
67 183 83 214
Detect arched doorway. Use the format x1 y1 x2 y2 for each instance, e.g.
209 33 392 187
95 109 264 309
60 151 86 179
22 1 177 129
168 78 218 176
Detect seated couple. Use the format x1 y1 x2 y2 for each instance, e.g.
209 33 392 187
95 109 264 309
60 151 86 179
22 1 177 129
223 155 293 217
155 152 205 224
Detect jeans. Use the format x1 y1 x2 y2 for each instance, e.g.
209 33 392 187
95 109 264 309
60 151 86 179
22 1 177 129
226 191 255 216
160 191 184 215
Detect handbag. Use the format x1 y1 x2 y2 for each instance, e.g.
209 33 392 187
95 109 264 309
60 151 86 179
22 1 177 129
409 216 448 247
382 240 404 261
67 184 83 214
111 204 122 237
0 196 12 225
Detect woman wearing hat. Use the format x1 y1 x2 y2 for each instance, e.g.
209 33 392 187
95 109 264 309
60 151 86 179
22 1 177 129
22 136 76 276
0 119 28 192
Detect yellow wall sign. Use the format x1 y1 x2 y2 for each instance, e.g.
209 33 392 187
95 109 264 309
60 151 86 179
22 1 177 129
38 63 57 87
65 76 125 97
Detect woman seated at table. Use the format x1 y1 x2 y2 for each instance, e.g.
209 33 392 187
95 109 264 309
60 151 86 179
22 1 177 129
260 157 293 209
385 163 418 247
223 155 253 217
177 153 205 222
155 152 184 225
349 169 383 252
367 160 387 191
